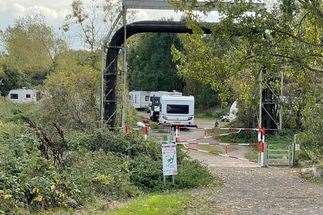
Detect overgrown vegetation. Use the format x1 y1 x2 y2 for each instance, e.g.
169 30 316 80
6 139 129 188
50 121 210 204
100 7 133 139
0 98 213 213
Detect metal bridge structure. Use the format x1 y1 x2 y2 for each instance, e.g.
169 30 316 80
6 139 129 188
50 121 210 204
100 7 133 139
102 20 212 127
101 0 284 138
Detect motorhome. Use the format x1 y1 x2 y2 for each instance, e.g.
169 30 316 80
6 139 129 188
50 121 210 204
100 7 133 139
129 91 151 110
149 91 182 121
7 89 38 103
159 95 195 126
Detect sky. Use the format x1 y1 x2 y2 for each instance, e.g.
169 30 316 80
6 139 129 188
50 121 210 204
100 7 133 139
0 0 276 49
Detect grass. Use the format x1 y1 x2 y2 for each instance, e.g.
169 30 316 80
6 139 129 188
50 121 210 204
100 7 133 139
245 147 258 162
196 108 228 119
109 193 191 215
29 193 191 215
197 145 222 155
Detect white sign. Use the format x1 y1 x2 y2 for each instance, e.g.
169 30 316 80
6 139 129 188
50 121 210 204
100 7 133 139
162 143 177 176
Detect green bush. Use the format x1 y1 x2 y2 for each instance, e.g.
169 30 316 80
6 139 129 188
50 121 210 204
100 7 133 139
129 156 213 192
219 130 257 144
63 151 140 202
68 129 161 159
0 124 214 212
0 133 75 212
129 156 164 192
175 160 213 189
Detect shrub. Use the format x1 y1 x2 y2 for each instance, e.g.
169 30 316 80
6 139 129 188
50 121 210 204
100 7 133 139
0 125 214 212
67 129 161 159
63 151 140 203
129 156 164 192
0 133 75 212
129 156 213 192
175 160 213 189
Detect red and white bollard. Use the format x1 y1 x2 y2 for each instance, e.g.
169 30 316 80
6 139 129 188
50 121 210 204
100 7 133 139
124 123 130 135
175 125 180 143
143 125 149 140
258 127 266 167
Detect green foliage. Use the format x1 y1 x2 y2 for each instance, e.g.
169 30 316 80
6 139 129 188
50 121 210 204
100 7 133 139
0 132 74 212
129 155 213 192
219 130 258 144
184 79 218 109
172 0 322 128
129 156 164 192
110 193 191 215
175 160 213 189
128 32 219 109
67 129 161 159
128 33 184 91
297 99 323 163
63 151 140 202
41 51 100 131
0 66 30 97
0 114 214 213
1 15 62 78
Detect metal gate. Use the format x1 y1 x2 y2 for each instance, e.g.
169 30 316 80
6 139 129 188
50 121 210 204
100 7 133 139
266 143 295 166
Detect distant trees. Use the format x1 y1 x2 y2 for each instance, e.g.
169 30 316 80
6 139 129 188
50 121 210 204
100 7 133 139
128 33 185 92
0 15 66 95
1 16 64 78
128 32 219 109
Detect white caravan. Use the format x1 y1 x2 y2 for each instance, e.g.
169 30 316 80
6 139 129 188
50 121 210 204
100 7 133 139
7 89 38 103
149 91 182 121
129 91 151 110
159 96 195 126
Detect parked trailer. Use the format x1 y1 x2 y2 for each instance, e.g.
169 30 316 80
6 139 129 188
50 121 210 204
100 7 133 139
159 95 195 127
149 91 182 121
7 89 38 103
129 91 151 110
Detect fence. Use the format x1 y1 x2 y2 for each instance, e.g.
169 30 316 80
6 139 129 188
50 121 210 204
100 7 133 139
124 122 299 167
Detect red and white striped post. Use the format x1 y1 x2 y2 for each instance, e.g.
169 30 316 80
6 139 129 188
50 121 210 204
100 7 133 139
258 127 266 167
143 124 149 140
124 123 130 135
175 125 180 143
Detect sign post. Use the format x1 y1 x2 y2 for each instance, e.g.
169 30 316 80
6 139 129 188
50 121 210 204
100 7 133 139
162 142 177 185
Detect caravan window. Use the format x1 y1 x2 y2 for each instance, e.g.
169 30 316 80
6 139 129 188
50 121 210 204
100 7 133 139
167 105 189 114
145 96 149 101
26 94 31 98
10 94 18 99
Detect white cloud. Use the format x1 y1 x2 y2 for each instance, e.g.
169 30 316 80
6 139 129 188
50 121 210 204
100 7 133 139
0 0 71 28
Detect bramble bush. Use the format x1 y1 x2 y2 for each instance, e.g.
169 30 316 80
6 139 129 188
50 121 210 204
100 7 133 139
0 123 213 213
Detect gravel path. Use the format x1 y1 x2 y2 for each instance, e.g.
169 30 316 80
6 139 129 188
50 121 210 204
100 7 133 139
190 149 323 214
183 118 323 215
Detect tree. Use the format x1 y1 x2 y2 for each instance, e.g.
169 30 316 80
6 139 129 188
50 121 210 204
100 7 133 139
63 0 121 52
128 33 185 92
41 51 100 130
172 0 322 128
0 15 66 87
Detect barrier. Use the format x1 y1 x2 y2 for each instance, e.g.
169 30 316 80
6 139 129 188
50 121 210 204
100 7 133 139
257 127 266 167
123 122 267 167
